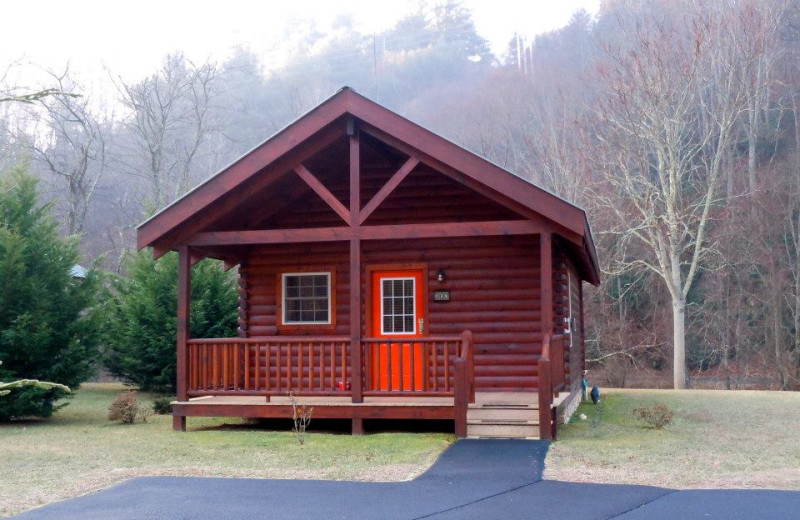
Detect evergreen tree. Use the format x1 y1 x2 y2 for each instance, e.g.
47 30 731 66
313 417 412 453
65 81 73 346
104 250 238 392
0 165 102 388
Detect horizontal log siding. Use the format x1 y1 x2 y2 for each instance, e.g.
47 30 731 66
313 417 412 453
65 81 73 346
568 262 583 389
239 235 543 391
240 243 352 389
362 236 541 391
553 252 583 389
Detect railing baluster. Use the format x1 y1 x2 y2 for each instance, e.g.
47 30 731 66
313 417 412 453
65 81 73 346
444 341 451 392
410 341 415 391
287 343 292 390
223 343 229 390
341 342 347 390
212 344 218 390
276 342 281 390
398 341 404 392
244 342 250 390
387 341 393 392
433 342 439 391
329 342 334 390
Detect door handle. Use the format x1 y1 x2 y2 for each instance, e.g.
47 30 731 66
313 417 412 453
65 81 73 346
418 318 424 334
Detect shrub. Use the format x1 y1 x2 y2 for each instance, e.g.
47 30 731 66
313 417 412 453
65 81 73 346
289 392 313 445
0 167 102 389
0 379 71 421
152 396 174 415
108 391 144 424
103 250 238 392
633 402 675 429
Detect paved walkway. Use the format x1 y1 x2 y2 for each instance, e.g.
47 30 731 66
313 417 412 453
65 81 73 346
12 440 800 519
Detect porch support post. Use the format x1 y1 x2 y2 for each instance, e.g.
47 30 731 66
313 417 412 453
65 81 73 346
540 231 553 337
539 232 554 440
349 120 363 404
175 245 191 432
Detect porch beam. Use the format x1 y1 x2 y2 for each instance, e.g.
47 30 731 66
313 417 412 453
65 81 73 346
358 156 419 224
185 220 545 246
294 163 351 224
186 227 353 246
359 220 544 240
349 124 364 404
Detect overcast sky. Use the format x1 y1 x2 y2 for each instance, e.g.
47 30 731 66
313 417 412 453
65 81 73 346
1 0 599 91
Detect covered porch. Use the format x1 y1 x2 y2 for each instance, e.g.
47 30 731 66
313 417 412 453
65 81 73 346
172 333 476 435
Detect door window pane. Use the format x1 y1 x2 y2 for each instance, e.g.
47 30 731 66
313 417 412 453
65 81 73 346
381 277 416 334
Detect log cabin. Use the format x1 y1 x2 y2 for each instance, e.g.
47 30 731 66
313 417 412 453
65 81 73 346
136 87 599 440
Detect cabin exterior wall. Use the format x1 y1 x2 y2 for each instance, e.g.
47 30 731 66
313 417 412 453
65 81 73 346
238 235 551 392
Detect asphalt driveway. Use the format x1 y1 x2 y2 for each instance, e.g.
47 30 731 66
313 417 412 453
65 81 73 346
12 439 800 519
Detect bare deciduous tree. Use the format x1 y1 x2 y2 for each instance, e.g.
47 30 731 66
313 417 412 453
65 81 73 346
116 54 222 209
27 67 108 235
592 3 762 388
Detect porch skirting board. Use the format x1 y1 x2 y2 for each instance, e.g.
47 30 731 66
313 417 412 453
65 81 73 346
171 395 457 421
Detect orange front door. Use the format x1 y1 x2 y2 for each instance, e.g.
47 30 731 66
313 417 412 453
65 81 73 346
370 269 425 391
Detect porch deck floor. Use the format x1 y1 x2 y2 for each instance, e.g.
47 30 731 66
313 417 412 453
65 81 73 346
181 395 456 407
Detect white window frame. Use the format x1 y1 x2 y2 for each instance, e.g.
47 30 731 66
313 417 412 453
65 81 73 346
379 276 417 336
281 272 332 325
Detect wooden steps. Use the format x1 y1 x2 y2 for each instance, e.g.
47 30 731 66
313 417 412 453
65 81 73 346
466 392 540 439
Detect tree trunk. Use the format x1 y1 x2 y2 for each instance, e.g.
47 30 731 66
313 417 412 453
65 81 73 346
672 298 687 389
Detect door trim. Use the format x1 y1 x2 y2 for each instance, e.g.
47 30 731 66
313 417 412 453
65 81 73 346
365 263 428 337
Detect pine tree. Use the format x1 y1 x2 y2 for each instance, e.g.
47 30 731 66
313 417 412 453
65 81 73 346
104 250 238 392
0 165 102 388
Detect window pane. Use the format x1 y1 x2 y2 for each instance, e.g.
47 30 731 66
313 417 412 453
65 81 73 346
283 273 330 323
404 316 414 332
383 316 393 332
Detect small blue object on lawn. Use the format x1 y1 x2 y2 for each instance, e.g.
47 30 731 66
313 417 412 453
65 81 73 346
590 386 600 404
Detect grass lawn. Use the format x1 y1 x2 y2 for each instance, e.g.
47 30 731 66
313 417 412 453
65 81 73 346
546 388 800 490
0 383 453 518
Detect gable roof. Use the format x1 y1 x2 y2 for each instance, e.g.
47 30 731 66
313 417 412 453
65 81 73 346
137 87 599 284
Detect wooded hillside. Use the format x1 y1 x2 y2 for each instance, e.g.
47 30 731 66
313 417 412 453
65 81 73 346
2 0 799 389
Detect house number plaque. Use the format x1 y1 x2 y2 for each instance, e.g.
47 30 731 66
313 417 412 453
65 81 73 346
433 290 450 302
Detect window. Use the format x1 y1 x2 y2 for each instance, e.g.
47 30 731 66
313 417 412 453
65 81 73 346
282 272 331 325
381 278 416 334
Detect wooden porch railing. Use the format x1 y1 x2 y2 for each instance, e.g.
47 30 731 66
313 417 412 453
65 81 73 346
185 331 475 407
186 336 350 397
538 332 566 440
360 331 473 398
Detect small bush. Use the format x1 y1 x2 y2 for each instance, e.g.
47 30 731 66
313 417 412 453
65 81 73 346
633 402 675 429
152 396 174 415
289 392 313 445
108 391 148 424
0 379 71 421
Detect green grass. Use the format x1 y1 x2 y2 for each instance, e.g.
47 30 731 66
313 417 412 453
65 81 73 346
546 388 800 490
0 383 452 518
